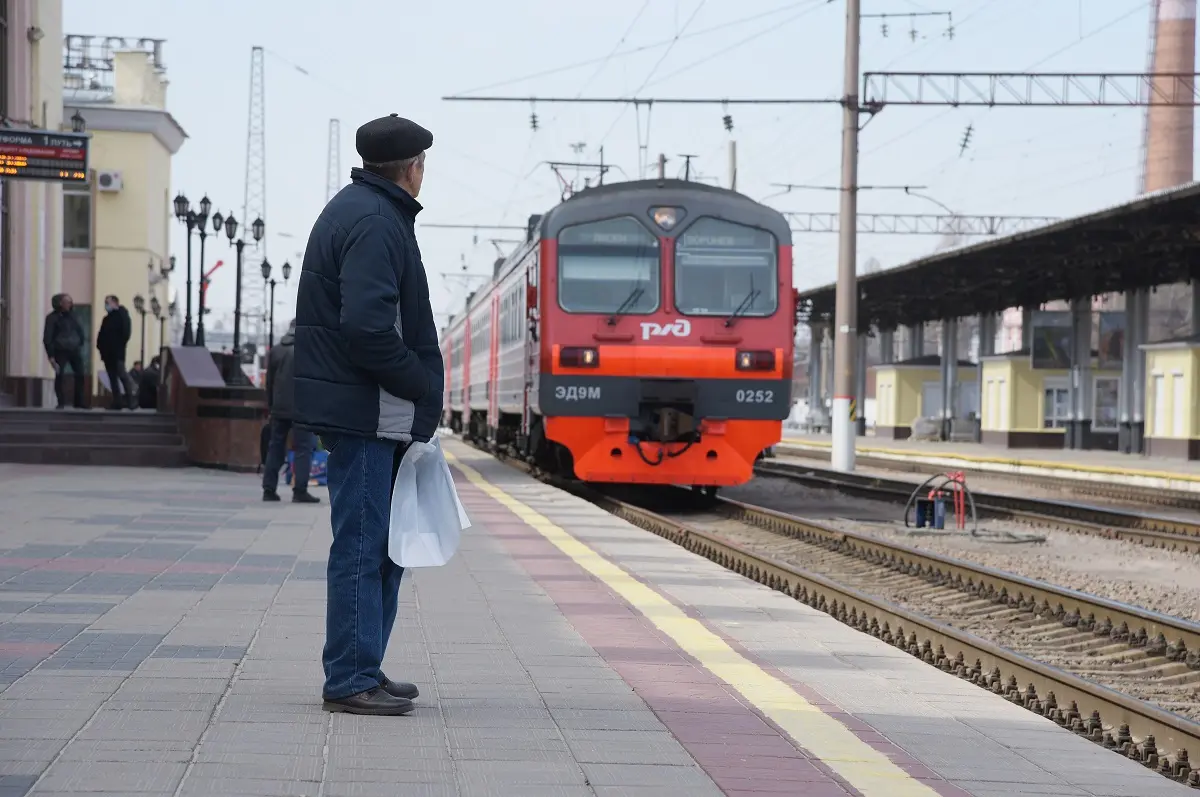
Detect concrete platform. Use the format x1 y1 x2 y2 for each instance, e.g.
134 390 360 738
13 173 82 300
0 445 1191 796
782 433 1200 492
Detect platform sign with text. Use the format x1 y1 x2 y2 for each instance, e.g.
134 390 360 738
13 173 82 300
0 130 88 184
1029 310 1072 370
1097 312 1125 369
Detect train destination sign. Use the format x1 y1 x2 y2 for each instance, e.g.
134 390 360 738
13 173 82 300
0 130 89 184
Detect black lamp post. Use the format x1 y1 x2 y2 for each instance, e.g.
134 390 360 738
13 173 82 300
150 296 162 357
70 110 85 133
225 213 265 356
133 294 147 364
261 258 292 349
172 194 196 345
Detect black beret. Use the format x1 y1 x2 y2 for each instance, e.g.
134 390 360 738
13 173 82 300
355 113 433 163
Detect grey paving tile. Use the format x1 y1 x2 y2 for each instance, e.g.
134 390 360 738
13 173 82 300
34 761 187 792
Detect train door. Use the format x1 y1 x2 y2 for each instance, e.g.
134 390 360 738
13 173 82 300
441 337 451 428
523 254 539 443
488 292 500 440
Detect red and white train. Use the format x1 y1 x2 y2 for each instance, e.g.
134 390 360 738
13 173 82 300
440 178 796 491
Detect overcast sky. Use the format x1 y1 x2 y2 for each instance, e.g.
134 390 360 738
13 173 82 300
63 0 1165 332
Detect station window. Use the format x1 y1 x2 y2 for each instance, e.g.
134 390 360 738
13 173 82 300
1042 384 1070 429
1092 377 1119 431
674 217 777 317
557 217 659 315
63 184 91 251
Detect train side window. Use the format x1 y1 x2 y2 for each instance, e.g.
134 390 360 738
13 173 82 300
674 218 778 317
557 216 660 315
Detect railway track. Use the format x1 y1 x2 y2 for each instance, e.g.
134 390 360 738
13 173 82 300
458 436 1200 788
776 445 1200 511
756 459 1200 555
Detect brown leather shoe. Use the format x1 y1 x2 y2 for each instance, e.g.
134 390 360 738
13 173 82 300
379 676 419 700
322 686 413 715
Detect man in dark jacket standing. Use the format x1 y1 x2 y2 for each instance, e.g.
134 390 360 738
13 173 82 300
42 293 86 409
262 319 320 504
295 114 441 716
96 295 136 410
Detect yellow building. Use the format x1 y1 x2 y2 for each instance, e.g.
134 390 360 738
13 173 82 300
872 356 978 440
1 0 65 405
978 351 1121 450
62 45 186 397
1141 340 1200 459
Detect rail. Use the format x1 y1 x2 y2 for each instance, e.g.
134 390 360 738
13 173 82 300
756 460 1200 554
461 435 1200 786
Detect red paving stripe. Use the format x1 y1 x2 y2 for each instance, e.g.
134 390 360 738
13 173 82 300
456 484 859 797
0 557 281 576
0 642 61 656
456 474 973 797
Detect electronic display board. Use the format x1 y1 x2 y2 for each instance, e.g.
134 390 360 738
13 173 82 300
0 129 89 184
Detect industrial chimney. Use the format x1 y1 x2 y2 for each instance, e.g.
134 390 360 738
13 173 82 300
1142 0 1195 193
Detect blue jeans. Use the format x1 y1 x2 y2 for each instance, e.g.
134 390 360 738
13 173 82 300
320 433 407 699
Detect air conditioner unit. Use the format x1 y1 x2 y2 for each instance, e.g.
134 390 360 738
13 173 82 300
96 171 123 192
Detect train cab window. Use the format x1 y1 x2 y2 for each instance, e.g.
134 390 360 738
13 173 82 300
557 217 660 315
674 218 778 318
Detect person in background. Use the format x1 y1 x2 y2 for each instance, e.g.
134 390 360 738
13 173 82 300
130 360 144 386
263 319 320 504
137 356 161 410
295 114 441 716
42 293 86 410
96 295 136 410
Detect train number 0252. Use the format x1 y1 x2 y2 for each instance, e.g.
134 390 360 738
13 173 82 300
735 389 774 403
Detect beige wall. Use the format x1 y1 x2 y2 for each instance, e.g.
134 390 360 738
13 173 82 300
87 127 172 378
4 0 65 383
1145 347 1198 439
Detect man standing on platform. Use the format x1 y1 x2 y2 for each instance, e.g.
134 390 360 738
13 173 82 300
262 319 321 504
42 293 86 410
294 114 442 716
96 295 136 410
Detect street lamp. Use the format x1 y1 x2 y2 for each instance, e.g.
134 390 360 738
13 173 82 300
173 193 196 345
226 214 265 357
150 296 162 357
133 294 147 364
261 258 291 349
70 110 85 133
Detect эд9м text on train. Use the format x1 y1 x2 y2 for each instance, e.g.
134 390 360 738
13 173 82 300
440 178 797 494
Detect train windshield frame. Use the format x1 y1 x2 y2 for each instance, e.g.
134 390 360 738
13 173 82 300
556 216 661 316
673 217 779 318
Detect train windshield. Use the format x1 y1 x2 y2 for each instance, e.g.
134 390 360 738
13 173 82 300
674 218 778 317
557 217 660 315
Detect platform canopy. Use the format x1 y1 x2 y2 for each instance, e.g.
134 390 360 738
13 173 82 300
797 181 1200 331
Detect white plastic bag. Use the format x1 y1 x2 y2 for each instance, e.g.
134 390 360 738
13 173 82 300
388 436 471 567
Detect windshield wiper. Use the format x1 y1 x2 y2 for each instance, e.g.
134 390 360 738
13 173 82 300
607 285 645 326
724 288 761 328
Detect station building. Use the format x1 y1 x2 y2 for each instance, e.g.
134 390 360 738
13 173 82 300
0 20 185 407
799 182 1200 461
62 39 186 397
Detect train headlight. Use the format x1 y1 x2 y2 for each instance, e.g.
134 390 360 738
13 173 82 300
561 347 600 368
649 206 684 231
735 350 775 371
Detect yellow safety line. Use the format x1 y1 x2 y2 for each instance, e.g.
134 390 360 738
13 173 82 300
781 438 1200 483
446 450 941 797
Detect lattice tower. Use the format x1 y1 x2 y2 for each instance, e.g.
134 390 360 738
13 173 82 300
242 45 268 345
327 119 342 202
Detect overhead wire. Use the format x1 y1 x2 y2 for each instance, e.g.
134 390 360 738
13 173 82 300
448 0 823 96
575 0 653 98
594 0 709 153
902 1 1151 208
